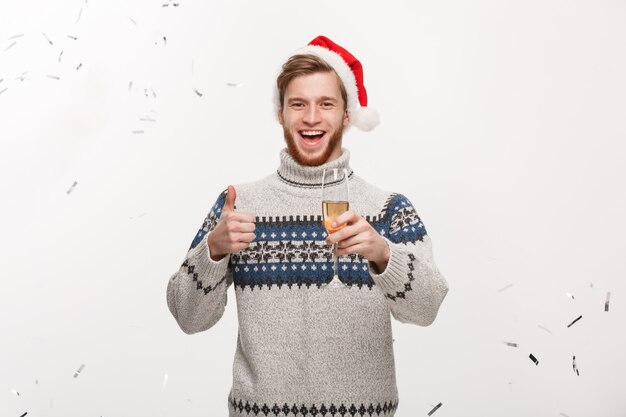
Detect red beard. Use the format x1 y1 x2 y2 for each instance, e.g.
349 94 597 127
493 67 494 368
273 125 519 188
282 126 343 167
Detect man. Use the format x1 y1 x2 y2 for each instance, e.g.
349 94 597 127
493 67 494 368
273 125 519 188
166 35 449 417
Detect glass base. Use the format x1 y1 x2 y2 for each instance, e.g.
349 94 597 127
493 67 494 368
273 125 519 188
327 275 344 289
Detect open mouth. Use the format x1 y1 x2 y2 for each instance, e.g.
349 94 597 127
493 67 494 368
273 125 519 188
299 130 326 147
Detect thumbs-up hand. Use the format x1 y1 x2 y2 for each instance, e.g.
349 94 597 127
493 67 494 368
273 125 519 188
206 185 256 261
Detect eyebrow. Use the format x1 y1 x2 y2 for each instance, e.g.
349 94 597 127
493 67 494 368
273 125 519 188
287 96 339 103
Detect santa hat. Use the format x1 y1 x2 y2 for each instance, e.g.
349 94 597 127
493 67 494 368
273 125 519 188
275 35 380 131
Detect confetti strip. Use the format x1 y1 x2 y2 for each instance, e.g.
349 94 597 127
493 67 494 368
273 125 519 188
67 35 78 40
75 7 83 24
163 36 167 46
151 87 157 98
537 325 553 335
76 63 83 70
9 34 24 40
132 130 145 134
560 413 571 417
35 380 38 385
46 74 60 80
590 282 594 288
16 71 28 82
226 82 243 87
0 78 3 83
58 50 64 62
605 292 611 312
66 181 78 194
3 41 17 52
128 81 133 91
566 292 575 300
567 315 582 328
427 402 442 416
497 283 513 292
163 373 168 389
11 388 20 396
73 364 85 378
128 17 137 25
0 87 7 95
529 353 539 365
193 88 203 97
42 32 53 46
504 342 518 348
139 116 157 122
20 413 28 417
572 355 579 376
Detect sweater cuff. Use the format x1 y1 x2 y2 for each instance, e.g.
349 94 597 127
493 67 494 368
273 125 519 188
185 232 230 284
368 237 410 294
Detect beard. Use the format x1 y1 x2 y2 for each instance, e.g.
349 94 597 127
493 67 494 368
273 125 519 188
282 125 344 167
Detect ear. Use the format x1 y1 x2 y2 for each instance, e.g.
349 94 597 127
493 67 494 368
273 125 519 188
277 108 284 125
343 110 350 127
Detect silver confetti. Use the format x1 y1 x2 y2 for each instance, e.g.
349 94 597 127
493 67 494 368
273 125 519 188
560 413 571 417
226 82 243 87
427 402 442 416
497 283 514 292
128 17 138 25
605 292 611 312
42 32 53 46
35 379 38 385
75 7 83 24
9 33 24 40
0 87 7 95
47 74 60 80
163 373 168 389
567 315 582 328
132 130 145 134
537 325 553 335
151 87 157 98
529 353 539 365
163 36 167 46
139 116 156 122
128 81 133 91
20 412 27 417
193 88 203 97
590 282 594 288
3 41 17 52
11 388 20 396
0 78 3 83
504 342 518 348
16 71 28 81
66 181 78 194
67 35 78 40
572 355 579 376
58 50 64 62
73 363 85 378
76 63 83 70
566 292 575 300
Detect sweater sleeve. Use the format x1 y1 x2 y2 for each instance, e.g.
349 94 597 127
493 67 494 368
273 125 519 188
368 194 449 326
166 190 233 335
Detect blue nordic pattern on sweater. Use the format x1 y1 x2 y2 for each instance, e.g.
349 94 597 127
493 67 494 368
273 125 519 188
188 192 426 290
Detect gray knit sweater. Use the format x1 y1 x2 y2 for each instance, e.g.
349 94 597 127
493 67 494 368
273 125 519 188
166 148 449 417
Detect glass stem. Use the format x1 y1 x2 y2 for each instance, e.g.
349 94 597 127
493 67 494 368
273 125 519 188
333 243 339 277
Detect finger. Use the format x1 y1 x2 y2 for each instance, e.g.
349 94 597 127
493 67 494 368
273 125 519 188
337 242 367 256
237 232 256 243
228 212 256 223
332 210 358 228
223 185 237 213
237 222 256 233
326 222 361 244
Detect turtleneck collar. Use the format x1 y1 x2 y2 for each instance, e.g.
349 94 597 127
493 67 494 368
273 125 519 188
276 148 354 188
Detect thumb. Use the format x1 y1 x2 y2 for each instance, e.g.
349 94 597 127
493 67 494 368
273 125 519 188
223 185 237 213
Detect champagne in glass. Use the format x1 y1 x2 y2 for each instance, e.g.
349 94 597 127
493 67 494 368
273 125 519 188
321 168 350 289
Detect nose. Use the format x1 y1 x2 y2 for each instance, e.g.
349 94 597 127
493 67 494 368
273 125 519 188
302 105 321 125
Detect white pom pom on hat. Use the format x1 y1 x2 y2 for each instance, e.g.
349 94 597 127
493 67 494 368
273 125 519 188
275 35 380 132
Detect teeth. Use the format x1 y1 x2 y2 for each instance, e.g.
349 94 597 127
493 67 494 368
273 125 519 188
301 130 324 136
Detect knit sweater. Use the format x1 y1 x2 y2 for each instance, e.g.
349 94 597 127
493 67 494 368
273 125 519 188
166 148 449 417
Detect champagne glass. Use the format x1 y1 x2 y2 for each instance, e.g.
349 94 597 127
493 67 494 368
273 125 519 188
321 168 350 289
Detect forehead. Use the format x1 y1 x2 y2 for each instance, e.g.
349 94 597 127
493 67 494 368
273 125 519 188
284 71 343 100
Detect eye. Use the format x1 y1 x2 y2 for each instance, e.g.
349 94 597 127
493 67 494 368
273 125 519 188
321 102 335 108
290 102 304 108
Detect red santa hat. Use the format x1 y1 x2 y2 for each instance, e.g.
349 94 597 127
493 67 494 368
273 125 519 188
275 35 380 131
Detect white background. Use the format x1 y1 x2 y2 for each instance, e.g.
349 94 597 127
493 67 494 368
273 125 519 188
1 0 625 416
